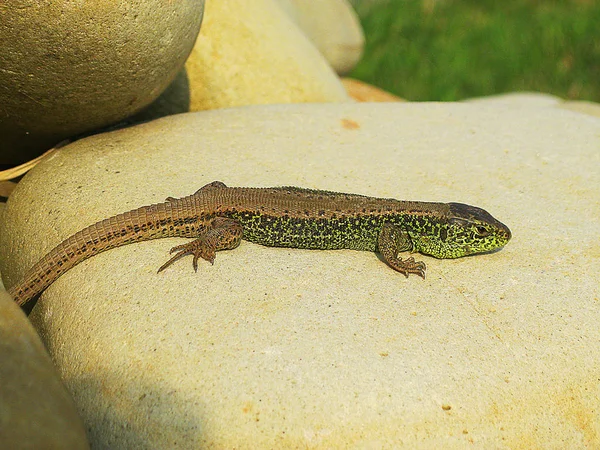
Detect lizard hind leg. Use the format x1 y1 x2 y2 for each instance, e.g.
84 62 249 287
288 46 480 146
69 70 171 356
157 217 243 273
377 222 427 278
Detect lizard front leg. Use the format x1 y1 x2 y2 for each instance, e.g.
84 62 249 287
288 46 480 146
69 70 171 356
377 222 426 278
157 217 243 273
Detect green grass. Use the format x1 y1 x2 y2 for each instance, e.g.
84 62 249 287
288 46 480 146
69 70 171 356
350 0 600 101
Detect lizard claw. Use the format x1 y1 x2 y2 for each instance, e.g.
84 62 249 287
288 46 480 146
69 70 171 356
387 256 427 279
157 218 242 274
157 239 216 273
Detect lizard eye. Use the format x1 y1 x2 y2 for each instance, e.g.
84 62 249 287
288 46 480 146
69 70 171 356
475 225 490 236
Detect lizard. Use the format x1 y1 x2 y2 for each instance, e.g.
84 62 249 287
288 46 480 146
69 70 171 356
7 181 511 307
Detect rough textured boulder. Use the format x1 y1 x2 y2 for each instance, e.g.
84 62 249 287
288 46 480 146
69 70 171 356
0 1 204 164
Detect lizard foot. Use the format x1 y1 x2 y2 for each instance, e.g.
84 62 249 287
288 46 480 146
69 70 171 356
157 239 215 273
156 217 243 274
386 256 427 279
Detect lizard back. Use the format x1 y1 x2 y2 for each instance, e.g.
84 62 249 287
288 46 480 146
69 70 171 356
200 186 450 251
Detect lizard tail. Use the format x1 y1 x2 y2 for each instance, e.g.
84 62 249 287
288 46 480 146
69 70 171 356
8 198 198 307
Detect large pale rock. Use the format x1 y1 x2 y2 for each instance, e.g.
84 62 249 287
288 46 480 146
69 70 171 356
276 0 364 74
0 291 89 449
0 1 204 164
1 103 599 447
185 0 349 111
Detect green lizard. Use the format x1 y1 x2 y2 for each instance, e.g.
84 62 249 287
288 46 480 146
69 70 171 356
8 181 511 306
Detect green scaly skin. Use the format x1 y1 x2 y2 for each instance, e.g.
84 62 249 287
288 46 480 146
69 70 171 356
220 187 511 259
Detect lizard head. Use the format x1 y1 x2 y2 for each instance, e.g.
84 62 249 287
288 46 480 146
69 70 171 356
415 203 511 259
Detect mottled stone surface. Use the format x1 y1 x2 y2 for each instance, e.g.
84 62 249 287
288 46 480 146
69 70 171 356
185 0 349 111
0 291 89 449
0 1 204 164
1 103 598 447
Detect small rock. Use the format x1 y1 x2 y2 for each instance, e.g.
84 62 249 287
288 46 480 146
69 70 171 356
558 100 600 118
463 91 562 107
341 77 405 102
0 291 89 449
185 0 349 111
276 0 365 75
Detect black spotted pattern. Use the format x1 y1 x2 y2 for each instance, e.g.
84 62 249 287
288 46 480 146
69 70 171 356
226 210 451 254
